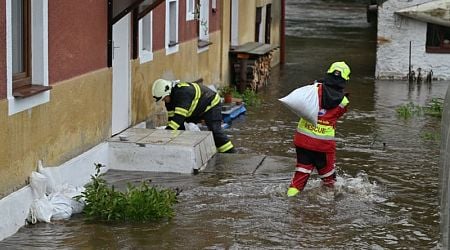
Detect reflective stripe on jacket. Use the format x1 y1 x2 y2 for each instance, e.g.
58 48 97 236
297 95 348 140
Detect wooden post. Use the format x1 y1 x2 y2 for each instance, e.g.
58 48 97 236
409 41 412 82
280 0 286 65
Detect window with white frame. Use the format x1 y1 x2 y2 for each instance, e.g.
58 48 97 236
7 0 50 115
139 12 153 63
186 0 195 21
166 0 179 55
197 0 210 51
12 0 30 89
212 0 216 12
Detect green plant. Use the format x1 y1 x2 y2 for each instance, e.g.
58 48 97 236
218 86 261 107
396 99 443 119
423 98 443 117
421 131 440 141
396 102 422 119
75 163 178 222
218 85 236 97
239 89 261 107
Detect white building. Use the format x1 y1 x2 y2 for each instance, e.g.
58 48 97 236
376 0 450 80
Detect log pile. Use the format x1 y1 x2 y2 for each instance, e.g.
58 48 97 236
233 51 274 92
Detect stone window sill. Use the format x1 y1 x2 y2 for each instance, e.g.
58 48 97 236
198 39 212 48
13 84 52 98
426 47 450 53
168 41 179 47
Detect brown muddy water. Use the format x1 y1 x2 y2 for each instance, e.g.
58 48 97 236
1 0 449 249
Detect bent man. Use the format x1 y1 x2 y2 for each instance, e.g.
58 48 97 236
152 79 235 153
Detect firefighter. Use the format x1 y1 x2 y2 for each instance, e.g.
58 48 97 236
287 62 351 197
152 79 235 153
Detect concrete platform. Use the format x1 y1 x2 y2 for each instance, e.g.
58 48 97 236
108 128 217 174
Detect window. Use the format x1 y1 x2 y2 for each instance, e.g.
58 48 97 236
426 23 450 53
166 0 179 54
197 0 211 52
255 4 271 44
212 0 216 12
12 0 30 89
139 12 153 63
186 0 195 21
255 7 262 42
7 0 50 115
230 0 239 46
265 4 272 44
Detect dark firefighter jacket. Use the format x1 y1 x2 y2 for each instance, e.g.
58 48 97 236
165 82 220 130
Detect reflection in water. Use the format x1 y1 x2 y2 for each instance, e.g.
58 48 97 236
1 0 448 249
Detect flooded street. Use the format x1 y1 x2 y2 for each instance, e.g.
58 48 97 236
1 0 449 249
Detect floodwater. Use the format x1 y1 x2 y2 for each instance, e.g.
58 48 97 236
1 0 449 249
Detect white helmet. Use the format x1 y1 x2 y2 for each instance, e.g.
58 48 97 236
152 79 173 101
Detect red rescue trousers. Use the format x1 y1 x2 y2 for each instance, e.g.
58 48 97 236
289 147 336 191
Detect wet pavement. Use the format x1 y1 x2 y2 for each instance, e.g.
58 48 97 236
1 0 449 249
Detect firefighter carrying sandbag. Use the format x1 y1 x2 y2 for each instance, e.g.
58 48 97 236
287 61 351 197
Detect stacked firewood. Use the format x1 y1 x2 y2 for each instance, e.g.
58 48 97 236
233 51 273 92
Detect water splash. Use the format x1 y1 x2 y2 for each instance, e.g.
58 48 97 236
303 170 384 204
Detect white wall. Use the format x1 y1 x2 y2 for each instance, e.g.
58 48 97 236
376 0 450 80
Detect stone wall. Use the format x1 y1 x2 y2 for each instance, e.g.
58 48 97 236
440 84 450 248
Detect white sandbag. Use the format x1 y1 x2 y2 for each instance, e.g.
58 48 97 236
29 196 53 224
49 192 73 220
58 184 85 214
207 84 218 93
30 171 48 199
37 160 62 194
278 84 319 125
185 122 201 131
70 198 85 215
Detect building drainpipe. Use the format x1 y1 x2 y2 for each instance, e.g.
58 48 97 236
107 0 113 67
280 0 286 65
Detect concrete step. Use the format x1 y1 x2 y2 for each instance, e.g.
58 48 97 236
108 128 217 174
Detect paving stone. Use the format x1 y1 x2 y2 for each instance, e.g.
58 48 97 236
202 153 266 174
254 155 295 174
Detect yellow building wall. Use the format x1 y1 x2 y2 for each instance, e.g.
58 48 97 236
0 69 111 198
269 0 281 66
268 0 281 46
130 31 224 126
221 0 232 85
236 0 281 66
238 0 257 45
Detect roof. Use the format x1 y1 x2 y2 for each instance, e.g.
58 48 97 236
395 0 450 27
